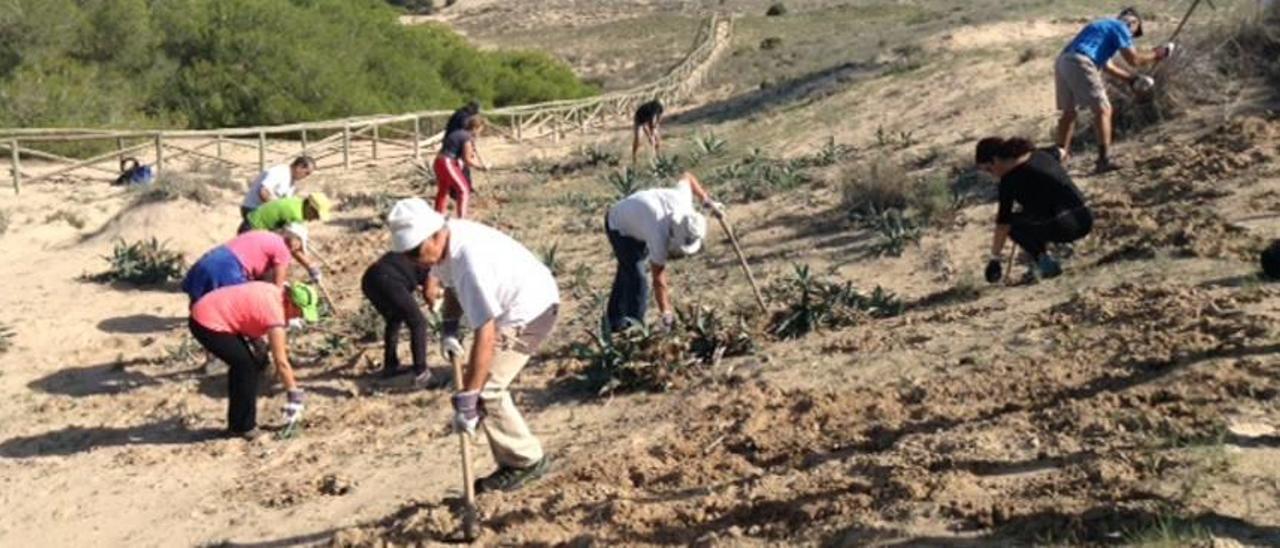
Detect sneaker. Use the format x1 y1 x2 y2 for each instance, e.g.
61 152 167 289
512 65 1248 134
1036 255 1063 279
380 365 406 379
475 456 550 494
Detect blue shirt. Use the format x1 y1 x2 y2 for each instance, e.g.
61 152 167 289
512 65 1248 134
1063 18 1134 68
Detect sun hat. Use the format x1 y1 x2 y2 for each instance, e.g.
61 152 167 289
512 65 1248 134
387 198 446 253
281 223 309 252
287 282 321 323
669 211 707 258
305 193 332 221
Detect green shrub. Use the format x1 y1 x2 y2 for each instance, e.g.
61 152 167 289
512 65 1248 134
769 264 903 339
45 210 86 229
350 301 384 343
91 238 186 286
0 0 595 131
649 154 685 180
573 305 757 396
604 167 652 198
765 3 787 16
760 37 784 51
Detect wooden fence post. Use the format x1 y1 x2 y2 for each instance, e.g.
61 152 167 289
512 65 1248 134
514 115 523 142
342 124 351 170
301 130 308 153
216 135 223 159
116 137 125 164
154 134 164 175
10 139 20 195
371 123 380 160
258 131 267 172
412 117 421 160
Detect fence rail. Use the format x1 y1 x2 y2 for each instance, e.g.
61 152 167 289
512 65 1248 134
0 14 732 194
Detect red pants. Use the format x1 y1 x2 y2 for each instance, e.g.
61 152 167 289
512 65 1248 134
433 155 471 218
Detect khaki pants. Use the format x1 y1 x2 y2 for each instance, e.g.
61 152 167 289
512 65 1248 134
1055 53 1110 112
482 305 558 468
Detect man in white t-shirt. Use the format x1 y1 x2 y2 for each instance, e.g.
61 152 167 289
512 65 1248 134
604 171 723 334
239 156 316 229
387 198 559 494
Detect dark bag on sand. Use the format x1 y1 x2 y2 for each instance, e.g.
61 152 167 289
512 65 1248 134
113 157 153 186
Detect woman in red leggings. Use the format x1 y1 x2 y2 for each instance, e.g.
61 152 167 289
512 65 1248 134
434 116 488 218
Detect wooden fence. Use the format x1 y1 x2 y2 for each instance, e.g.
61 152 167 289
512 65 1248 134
0 15 732 194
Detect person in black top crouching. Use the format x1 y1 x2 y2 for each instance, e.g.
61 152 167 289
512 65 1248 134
975 136 1093 284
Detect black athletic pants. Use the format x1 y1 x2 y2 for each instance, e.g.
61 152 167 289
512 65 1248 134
1009 207 1093 258
361 274 428 374
189 319 262 433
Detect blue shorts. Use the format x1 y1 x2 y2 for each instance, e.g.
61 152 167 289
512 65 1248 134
182 246 248 305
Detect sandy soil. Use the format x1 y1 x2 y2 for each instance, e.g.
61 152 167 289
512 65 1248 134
2 2 1279 547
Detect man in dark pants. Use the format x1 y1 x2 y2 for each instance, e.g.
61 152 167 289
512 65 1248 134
361 251 433 384
603 172 723 334
976 137 1093 283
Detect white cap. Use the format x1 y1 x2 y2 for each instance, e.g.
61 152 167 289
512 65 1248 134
669 211 707 257
282 223 309 253
388 198 446 253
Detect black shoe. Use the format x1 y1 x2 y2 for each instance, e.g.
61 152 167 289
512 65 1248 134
227 428 265 441
475 456 550 494
379 365 407 379
1094 157 1124 174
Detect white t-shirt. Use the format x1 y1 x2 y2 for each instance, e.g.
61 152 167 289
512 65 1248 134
606 180 695 266
241 165 295 209
431 220 560 330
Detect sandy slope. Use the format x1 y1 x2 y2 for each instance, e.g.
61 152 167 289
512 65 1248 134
2 3 1279 547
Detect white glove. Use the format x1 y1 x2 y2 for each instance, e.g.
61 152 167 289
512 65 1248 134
441 336 463 361
660 312 677 334
287 318 307 331
1131 75 1155 94
307 266 322 282
1156 42 1176 61
282 389 305 424
702 199 726 218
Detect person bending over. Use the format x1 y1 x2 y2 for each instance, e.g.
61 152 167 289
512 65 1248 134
188 281 320 439
434 116 488 218
632 99 664 165
1054 7 1174 173
976 137 1093 284
603 171 724 334
361 251 433 383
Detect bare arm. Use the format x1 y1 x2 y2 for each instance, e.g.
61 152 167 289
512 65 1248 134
462 141 486 171
272 265 288 286
990 224 1011 257
258 185 276 204
267 327 297 390
1103 59 1136 82
650 263 671 315
682 172 713 204
465 319 496 392
1118 47 1158 68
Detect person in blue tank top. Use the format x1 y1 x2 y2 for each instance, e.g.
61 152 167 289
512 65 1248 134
1053 7 1175 174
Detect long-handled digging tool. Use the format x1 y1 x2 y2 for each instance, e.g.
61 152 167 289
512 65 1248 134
714 214 768 314
1169 0 1214 45
449 353 480 542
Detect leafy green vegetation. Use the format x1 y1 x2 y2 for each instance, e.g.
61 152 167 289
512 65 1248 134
90 238 186 286
0 0 595 131
573 305 757 396
769 264 903 339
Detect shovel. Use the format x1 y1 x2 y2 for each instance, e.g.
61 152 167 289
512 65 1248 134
449 353 480 541
714 213 768 314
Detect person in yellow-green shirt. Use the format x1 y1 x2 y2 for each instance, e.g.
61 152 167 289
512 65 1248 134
242 193 332 283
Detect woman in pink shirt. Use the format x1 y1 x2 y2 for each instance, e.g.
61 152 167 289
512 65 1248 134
189 281 320 438
182 231 293 305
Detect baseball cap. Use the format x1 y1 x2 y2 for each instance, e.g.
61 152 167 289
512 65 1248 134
287 282 321 323
1119 7 1144 38
305 193 332 221
387 198 446 253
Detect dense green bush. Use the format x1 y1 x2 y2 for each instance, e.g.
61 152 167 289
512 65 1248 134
0 0 595 130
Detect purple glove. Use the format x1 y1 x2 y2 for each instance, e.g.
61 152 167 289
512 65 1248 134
451 391 482 434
